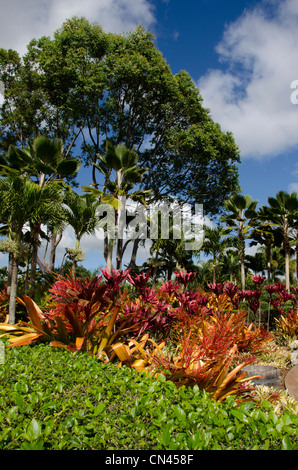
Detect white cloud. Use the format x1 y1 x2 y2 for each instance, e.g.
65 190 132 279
288 182 298 193
198 0 298 159
0 0 156 56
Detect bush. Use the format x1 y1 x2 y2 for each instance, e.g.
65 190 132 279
0 344 297 450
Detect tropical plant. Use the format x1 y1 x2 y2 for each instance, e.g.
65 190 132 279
0 287 139 359
83 141 150 271
0 286 9 322
220 249 240 283
0 136 81 320
0 176 65 322
249 209 283 282
276 310 298 338
221 194 258 290
64 191 100 276
201 224 238 283
152 341 259 403
260 191 298 291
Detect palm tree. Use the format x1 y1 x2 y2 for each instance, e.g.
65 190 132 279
1 136 81 287
0 136 80 320
245 252 266 276
148 236 196 282
83 141 150 271
260 191 298 291
0 176 32 322
221 194 258 290
221 250 240 283
5 136 80 187
249 210 283 283
0 175 64 321
195 259 214 287
27 182 66 296
64 191 100 276
201 224 238 283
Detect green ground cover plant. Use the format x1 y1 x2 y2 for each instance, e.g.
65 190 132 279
0 344 297 450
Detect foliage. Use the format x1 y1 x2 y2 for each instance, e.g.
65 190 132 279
276 310 298 338
0 287 136 358
0 286 9 322
0 18 240 219
152 342 259 403
0 344 296 450
0 268 294 408
250 385 298 416
221 193 258 290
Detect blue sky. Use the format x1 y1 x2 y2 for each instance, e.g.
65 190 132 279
0 0 298 270
150 0 298 208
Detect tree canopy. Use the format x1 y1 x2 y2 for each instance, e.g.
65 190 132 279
0 16 240 217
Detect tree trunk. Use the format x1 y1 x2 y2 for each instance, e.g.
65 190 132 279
284 218 290 292
128 239 141 270
7 252 13 295
265 241 271 283
104 234 113 272
49 232 63 271
239 226 246 290
29 222 41 298
116 203 126 271
8 254 18 324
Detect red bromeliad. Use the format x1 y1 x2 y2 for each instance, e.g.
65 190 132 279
174 269 196 288
251 275 266 287
101 266 130 294
127 270 152 293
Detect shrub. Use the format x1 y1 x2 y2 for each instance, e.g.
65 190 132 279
276 310 298 338
0 344 297 450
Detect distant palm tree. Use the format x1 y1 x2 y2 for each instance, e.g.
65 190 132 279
201 224 238 283
220 250 240 284
249 209 282 283
221 194 258 289
195 259 214 287
64 191 100 276
260 191 298 291
83 141 150 271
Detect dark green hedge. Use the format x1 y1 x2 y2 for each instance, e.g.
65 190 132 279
0 344 297 450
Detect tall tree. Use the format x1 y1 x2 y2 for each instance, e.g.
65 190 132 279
1 18 241 268
0 17 109 154
260 191 298 291
0 136 80 285
1 19 240 211
83 141 149 271
221 194 258 290
249 207 283 283
0 175 65 322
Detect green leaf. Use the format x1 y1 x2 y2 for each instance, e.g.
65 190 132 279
161 426 171 447
56 158 81 176
175 406 186 423
281 436 293 450
25 418 42 442
94 403 105 416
